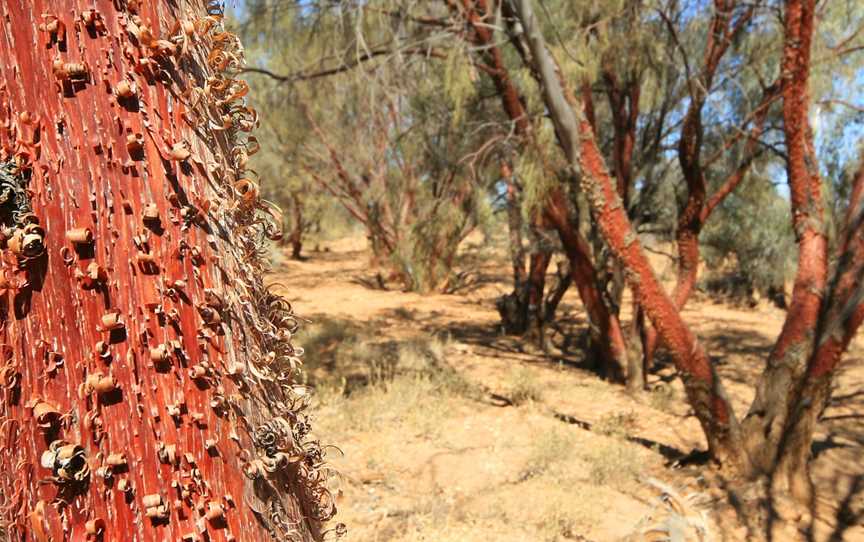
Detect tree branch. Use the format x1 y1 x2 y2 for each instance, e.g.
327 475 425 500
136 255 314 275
240 45 496 83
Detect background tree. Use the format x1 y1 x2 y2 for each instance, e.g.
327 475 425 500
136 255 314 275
0 1 336 540
700 177 796 302
249 99 341 261
241 2 500 293
511 0 864 502
234 0 864 510
235 1 787 386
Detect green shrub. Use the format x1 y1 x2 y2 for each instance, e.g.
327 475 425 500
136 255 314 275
700 176 795 297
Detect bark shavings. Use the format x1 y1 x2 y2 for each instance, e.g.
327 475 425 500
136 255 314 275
0 0 338 540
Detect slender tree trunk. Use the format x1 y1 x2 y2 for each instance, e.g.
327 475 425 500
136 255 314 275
503 165 526 286
289 193 304 260
524 248 552 348
0 2 329 540
633 303 649 389
546 190 627 381
543 259 572 323
465 0 630 377
496 221 552 339
495 161 539 336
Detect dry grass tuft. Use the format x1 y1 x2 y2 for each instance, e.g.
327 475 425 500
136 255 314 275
311 326 481 445
648 382 678 413
593 410 639 438
537 500 586 542
507 367 544 405
583 441 642 488
519 429 575 481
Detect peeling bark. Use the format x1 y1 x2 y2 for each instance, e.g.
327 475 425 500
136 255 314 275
0 2 330 540
742 0 828 476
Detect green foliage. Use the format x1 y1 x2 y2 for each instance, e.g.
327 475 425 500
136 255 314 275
700 174 795 296
233 0 864 303
443 46 476 129
236 2 499 291
516 149 552 221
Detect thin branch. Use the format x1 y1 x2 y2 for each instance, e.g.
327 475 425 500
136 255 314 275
818 99 864 115
362 7 454 28
239 46 450 82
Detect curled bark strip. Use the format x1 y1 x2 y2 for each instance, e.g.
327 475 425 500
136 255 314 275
0 0 335 539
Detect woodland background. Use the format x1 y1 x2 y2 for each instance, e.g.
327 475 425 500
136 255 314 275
232 1 864 540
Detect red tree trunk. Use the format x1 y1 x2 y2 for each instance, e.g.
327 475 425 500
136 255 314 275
0 2 331 540
514 0 744 463
741 0 828 479
545 191 627 381
464 0 631 377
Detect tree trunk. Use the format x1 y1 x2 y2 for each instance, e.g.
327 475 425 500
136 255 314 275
543 259 572 323
514 0 745 464
741 0 827 478
495 162 537 336
632 302 648 390
546 190 627 381
503 166 526 286
496 232 551 341
287 193 304 260
0 2 330 540
525 248 552 348
639 230 700 374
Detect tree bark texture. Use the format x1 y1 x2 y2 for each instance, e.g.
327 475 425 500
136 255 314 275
742 0 828 480
0 2 332 540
